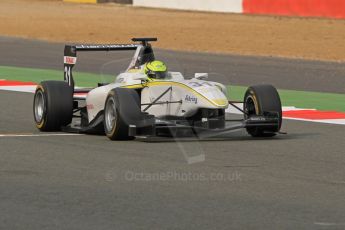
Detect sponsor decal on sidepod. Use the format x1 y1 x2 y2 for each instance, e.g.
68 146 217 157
185 95 198 104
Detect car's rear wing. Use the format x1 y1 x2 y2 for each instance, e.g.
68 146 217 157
64 38 157 89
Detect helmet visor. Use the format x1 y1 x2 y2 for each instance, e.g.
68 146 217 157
148 71 168 79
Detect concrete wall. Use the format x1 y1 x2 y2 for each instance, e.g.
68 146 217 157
64 0 345 19
64 0 97 3
243 0 345 19
133 0 243 13
100 0 132 3
64 0 132 3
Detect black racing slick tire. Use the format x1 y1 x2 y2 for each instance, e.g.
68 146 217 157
33 81 73 131
243 84 282 137
104 88 141 140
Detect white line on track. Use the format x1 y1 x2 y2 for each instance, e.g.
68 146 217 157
283 117 345 125
0 133 83 137
314 222 345 226
0 85 37 93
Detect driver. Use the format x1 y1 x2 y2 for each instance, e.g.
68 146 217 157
144 60 168 80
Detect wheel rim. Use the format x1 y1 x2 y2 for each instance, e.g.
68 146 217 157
105 97 117 132
245 96 256 117
34 90 45 123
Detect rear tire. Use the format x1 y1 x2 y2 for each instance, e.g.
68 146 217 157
244 84 282 137
33 81 73 131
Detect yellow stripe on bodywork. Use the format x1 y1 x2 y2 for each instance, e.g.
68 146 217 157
122 81 228 107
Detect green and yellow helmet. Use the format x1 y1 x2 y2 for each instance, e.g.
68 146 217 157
144 60 168 79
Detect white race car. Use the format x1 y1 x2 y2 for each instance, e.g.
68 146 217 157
33 38 282 140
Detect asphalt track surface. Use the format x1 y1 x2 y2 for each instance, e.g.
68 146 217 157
1 37 345 229
1 36 345 93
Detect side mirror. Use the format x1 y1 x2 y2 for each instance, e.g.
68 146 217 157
133 73 148 81
194 73 208 80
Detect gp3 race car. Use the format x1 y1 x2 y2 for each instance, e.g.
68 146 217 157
33 38 282 140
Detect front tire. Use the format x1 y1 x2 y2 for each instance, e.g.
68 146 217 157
33 81 73 131
244 84 282 137
104 88 141 140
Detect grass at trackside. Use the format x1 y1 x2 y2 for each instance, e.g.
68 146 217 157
0 66 114 87
1 66 345 112
227 86 345 112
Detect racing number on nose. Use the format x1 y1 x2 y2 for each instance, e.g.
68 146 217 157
188 82 213 87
